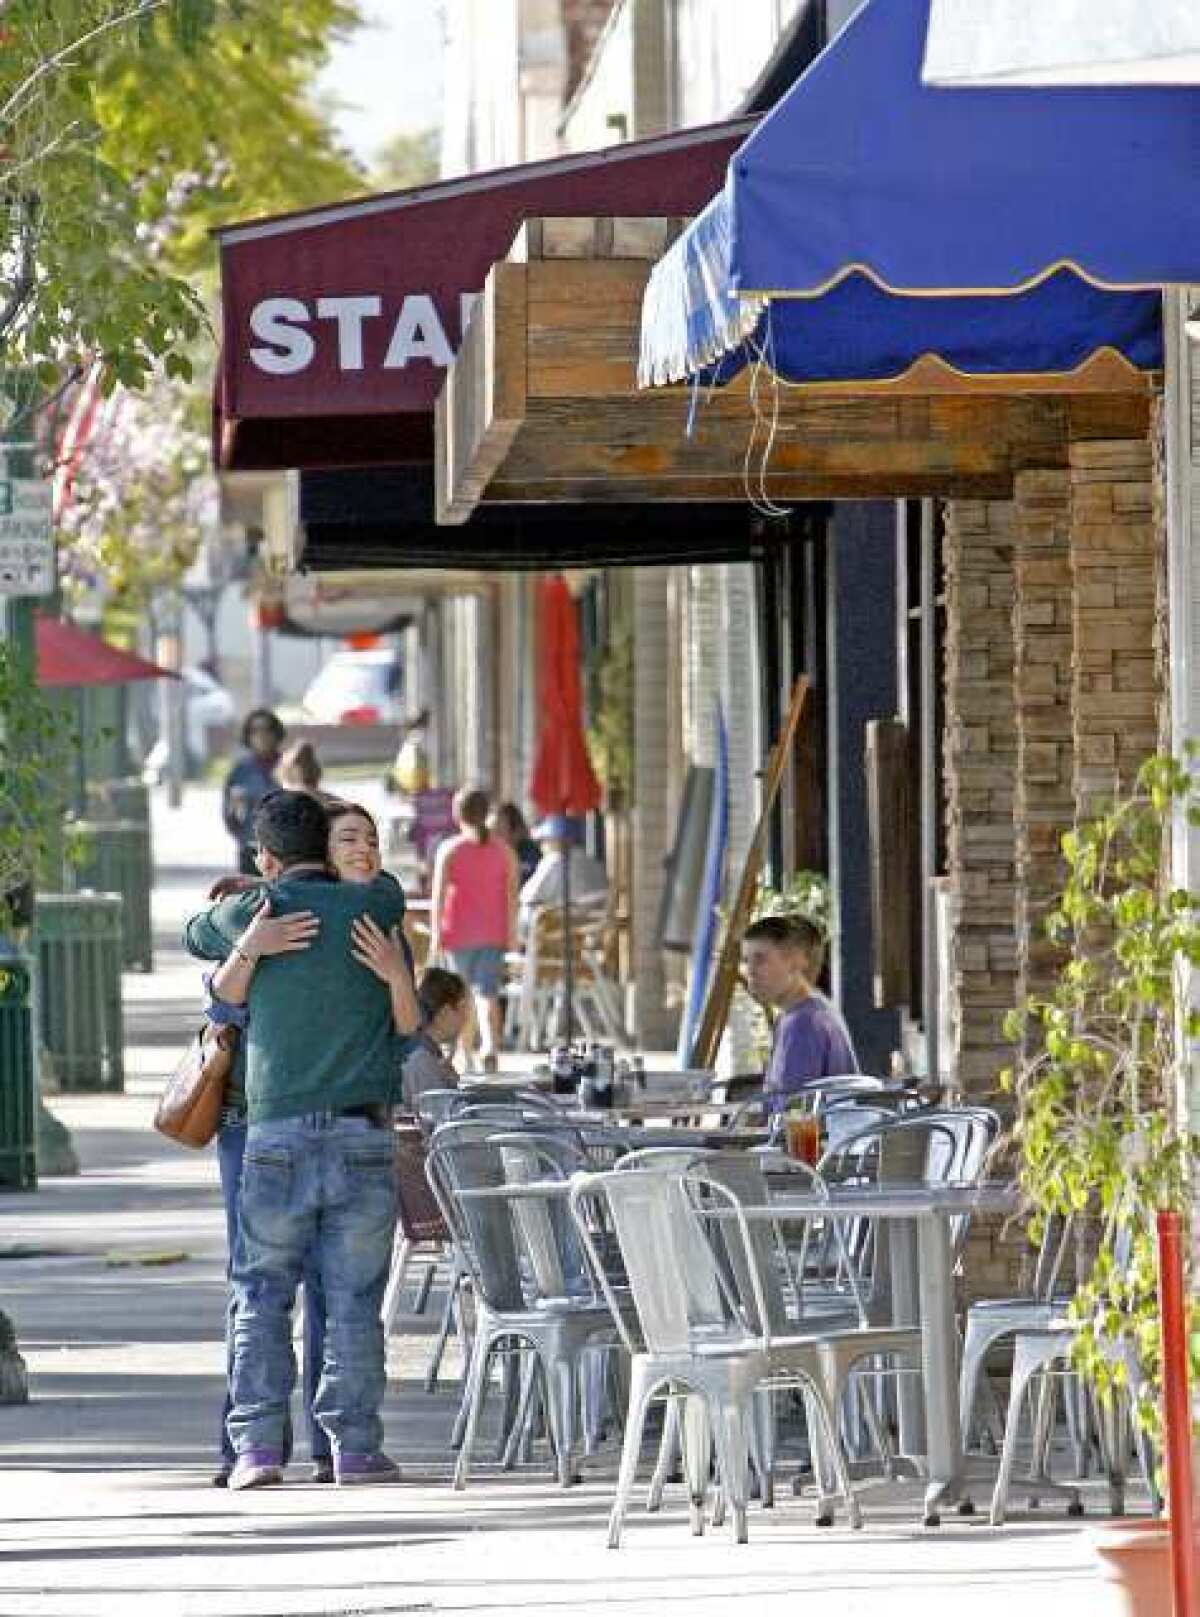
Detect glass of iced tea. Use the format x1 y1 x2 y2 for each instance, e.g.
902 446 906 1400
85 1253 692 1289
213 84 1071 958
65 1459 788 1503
784 1113 821 1167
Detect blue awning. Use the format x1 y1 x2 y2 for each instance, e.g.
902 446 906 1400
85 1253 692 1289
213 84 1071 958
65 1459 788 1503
640 0 1183 387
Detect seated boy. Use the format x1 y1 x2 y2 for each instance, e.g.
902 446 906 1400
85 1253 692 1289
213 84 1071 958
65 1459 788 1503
741 915 859 1108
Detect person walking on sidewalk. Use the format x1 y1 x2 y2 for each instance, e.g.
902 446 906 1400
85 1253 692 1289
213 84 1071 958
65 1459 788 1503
429 787 517 1074
186 791 416 1491
222 710 286 875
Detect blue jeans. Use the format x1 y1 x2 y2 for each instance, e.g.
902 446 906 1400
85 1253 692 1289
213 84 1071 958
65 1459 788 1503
228 1113 397 1459
217 1120 330 1467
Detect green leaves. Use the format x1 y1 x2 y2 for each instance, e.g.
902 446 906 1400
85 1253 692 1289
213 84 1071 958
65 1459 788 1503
0 0 360 402
1009 751 1200 1444
0 641 75 927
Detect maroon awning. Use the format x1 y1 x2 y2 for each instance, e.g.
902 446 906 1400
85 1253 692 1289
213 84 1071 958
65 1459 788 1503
215 119 754 472
36 615 178 687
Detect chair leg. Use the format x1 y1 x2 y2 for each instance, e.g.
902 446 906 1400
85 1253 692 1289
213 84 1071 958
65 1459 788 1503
412 1259 437 1317
647 1395 681 1513
1028 1373 1057 1488
381 1236 414 1337
453 1327 496 1490
806 1371 863 1531
959 1319 999 1451
581 1347 605 1457
750 1387 775 1508
608 1362 656 1550
990 1338 1062 1526
430 1254 469 1397
542 1348 580 1488
709 1394 753 1544
495 1350 523 1462
680 1394 714 1536
501 1352 540 1471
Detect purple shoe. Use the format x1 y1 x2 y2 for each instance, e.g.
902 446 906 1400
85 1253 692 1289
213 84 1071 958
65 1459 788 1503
335 1451 401 1487
229 1449 284 1491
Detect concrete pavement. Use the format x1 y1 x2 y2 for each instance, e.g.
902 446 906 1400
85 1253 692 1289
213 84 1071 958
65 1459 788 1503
0 784 1136 1615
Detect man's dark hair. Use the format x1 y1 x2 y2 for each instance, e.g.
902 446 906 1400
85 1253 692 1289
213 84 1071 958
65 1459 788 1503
253 790 329 868
743 913 825 959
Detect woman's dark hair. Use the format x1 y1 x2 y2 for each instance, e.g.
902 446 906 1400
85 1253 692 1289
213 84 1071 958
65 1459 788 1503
418 966 468 1023
241 708 286 750
492 801 530 844
325 800 378 836
454 785 491 841
279 739 322 790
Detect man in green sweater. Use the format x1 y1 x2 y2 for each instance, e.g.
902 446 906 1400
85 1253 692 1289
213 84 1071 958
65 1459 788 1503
186 791 407 1491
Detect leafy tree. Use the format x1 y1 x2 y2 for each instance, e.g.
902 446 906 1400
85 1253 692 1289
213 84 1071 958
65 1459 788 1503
373 127 439 191
0 0 362 400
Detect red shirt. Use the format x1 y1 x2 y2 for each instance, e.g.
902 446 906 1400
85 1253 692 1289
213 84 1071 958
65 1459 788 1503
438 835 510 950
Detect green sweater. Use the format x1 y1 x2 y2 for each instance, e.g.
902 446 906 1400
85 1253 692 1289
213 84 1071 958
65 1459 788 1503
185 869 407 1124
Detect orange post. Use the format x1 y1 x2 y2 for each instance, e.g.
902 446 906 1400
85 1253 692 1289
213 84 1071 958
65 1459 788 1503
1156 1210 1198 1617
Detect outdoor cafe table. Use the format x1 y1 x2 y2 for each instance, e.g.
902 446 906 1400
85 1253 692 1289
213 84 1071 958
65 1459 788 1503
744 1179 1019 1525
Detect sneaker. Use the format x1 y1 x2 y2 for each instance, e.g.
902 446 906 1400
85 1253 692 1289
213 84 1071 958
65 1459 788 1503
335 1452 401 1486
229 1449 284 1491
312 1458 335 1485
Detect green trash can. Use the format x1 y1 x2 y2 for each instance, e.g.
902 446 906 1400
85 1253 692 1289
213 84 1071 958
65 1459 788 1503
85 778 150 826
70 818 153 972
34 894 125 1093
0 954 38 1189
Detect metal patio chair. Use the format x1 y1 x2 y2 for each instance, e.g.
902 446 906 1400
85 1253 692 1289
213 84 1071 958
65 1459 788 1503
427 1128 619 1489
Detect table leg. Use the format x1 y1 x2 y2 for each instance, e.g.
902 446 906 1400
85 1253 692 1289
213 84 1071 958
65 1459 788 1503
887 1218 926 1460
918 1213 967 1525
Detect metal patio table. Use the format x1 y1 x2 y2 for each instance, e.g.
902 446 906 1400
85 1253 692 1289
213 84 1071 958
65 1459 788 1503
745 1180 1019 1525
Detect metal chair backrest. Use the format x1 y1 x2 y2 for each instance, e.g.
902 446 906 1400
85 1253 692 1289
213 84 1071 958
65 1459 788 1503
689 1153 801 1336
489 1129 590 1299
417 1087 462 1134
426 1131 527 1312
570 1166 742 1357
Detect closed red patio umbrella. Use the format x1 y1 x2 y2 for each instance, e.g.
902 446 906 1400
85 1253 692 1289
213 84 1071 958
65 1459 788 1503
35 614 177 687
528 575 601 1039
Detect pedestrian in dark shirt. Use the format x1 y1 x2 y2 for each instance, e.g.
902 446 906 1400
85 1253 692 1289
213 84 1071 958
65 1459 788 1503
742 914 858 1109
222 710 286 875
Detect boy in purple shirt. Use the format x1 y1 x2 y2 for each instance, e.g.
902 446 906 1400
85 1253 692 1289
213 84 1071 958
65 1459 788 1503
742 915 859 1107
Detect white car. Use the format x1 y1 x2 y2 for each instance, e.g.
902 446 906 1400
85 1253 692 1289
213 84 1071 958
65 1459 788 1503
302 649 405 726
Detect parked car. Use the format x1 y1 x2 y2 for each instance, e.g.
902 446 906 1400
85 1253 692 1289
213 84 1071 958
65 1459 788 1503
301 649 405 726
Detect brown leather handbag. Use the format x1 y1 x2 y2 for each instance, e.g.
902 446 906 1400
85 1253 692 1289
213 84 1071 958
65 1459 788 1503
153 1023 238 1149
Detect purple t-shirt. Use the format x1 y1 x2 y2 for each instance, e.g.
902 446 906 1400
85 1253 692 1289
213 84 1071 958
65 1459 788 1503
765 993 859 1103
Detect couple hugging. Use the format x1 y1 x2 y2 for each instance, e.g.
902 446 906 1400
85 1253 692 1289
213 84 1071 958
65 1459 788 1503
186 789 420 1492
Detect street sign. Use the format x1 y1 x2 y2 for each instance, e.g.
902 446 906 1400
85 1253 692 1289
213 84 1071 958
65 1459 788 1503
0 479 54 598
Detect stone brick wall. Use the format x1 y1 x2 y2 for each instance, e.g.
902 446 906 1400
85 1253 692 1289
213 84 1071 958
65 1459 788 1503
942 499 1019 1101
1012 469 1073 1006
1068 438 1160 816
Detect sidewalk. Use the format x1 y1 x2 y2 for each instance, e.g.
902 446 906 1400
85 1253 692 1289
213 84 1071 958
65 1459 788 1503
0 786 1126 1616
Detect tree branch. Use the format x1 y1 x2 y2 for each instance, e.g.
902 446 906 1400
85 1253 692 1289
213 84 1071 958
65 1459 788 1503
1 1 170 126
0 199 36 344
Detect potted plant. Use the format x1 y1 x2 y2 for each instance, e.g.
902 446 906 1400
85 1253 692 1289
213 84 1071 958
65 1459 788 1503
1004 753 1200 1614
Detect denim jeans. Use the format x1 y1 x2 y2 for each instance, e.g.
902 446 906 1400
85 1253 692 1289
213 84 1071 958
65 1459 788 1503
216 1121 331 1467
228 1112 397 1458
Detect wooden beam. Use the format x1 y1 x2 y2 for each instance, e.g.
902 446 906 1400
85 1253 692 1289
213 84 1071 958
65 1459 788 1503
435 261 528 526
433 225 1155 520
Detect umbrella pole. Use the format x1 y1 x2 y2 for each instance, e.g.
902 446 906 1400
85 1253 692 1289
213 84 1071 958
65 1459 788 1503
557 839 573 1043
